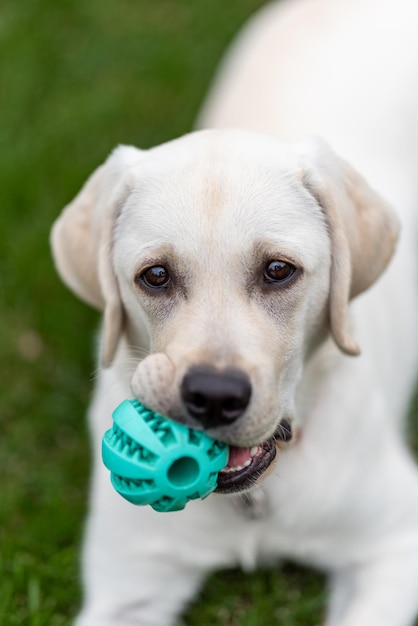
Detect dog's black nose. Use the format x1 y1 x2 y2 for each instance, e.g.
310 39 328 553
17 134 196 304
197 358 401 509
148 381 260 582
181 366 252 428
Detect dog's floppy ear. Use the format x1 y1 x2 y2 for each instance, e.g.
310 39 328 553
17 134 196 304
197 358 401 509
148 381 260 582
298 138 400 355
51 145 143 367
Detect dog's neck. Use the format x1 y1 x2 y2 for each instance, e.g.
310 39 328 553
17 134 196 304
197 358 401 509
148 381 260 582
232 488 271 520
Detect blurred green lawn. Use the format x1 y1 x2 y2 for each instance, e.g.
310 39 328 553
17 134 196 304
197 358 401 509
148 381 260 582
0 1 417 625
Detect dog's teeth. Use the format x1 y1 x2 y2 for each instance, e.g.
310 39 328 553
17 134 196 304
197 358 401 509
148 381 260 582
221 458 253 474
250 446 259 457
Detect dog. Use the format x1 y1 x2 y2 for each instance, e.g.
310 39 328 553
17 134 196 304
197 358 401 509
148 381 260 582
51 0 418 624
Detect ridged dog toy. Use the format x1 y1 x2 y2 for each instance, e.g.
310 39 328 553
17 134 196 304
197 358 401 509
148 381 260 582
102 399 229 512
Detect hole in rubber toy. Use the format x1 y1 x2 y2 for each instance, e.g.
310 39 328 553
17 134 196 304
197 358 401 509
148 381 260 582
167 456 199 487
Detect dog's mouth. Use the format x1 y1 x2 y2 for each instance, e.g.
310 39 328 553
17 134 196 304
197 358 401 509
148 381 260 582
215 421 292 494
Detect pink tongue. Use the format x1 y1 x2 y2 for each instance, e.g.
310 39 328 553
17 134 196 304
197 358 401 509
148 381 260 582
227 446 252 468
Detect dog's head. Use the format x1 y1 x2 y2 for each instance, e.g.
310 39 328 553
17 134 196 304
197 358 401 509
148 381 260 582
51 130 398 492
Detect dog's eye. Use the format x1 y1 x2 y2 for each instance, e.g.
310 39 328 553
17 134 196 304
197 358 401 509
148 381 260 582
139 266 170 289
264 260 296 283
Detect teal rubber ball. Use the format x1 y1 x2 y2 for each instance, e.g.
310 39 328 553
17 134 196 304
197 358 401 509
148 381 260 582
102 399 229 512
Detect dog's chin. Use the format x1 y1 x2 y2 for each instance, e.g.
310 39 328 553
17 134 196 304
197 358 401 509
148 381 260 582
215 438 277 494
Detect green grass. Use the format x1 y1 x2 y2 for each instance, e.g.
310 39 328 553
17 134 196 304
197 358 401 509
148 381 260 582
184 565 325 626
0 0 417 624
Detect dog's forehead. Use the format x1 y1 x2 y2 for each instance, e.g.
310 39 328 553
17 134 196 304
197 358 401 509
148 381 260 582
144 129 301 168
130 130 304 194
115 131 328 267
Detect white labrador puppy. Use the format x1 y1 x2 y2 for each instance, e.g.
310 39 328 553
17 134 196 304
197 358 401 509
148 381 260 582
51 0 418 624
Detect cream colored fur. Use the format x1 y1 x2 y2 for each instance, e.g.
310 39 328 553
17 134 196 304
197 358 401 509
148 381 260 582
51 1 418 624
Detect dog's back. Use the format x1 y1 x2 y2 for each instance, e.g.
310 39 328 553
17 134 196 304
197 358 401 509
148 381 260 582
199 0 418 207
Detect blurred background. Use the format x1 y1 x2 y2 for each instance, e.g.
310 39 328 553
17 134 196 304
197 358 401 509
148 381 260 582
0 1 416 625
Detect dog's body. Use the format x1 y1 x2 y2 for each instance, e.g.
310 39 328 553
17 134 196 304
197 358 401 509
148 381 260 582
51 0 418 624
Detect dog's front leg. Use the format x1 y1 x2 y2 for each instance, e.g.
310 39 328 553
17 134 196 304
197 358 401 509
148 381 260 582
325 537 418 626
75 484 207 626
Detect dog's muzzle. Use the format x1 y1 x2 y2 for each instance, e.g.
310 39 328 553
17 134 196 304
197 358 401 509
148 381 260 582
181 365 293 494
